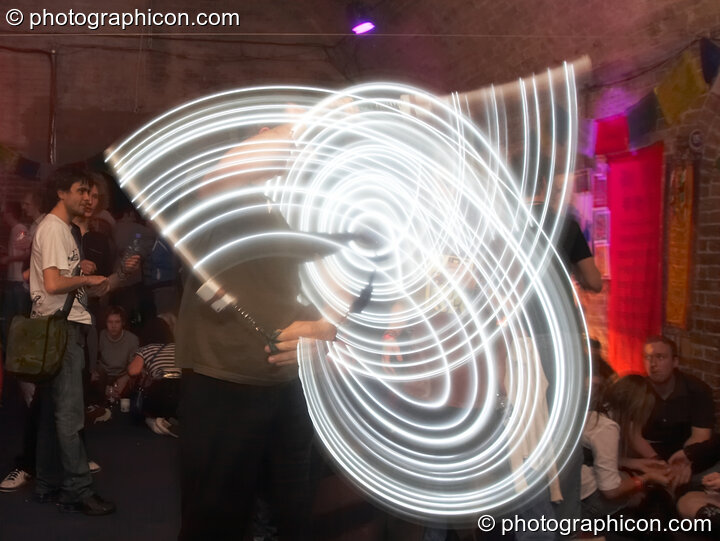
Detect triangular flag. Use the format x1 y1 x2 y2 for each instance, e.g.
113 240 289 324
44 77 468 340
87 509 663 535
627 93 659 149
0 143 19 170
655 51 708 124
700 38 720 85
16 156 41 179
594 114 629 155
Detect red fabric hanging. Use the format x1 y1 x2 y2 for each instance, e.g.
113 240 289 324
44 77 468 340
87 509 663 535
607 143 664 374
594 114 630 155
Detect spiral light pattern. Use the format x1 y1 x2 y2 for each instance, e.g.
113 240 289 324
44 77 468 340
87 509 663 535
106 69 590 524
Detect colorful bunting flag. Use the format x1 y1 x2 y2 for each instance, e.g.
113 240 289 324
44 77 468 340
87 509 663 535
654 51 708 125
594 114 629 155
700 38 720 85
16 156 41 179
627 92 659 149
0 143 20 170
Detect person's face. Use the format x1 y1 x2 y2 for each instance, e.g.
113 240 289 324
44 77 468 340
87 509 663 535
85 185 100 218
59 181 91 218
21 194 37 218
106 314 123 338
643 341 678 385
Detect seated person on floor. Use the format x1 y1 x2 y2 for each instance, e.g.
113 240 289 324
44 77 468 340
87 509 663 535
632 335 718 493
581 375 671 520
89 306 139 405
676 435 720 530
127 342 179 437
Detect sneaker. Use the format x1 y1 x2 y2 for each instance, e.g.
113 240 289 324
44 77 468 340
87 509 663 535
88 460 101 474
59 494 116 516
146 417 178 438
94 408 112 423
0 469 32 492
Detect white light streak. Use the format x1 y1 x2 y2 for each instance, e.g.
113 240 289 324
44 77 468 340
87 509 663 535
105 75 591 525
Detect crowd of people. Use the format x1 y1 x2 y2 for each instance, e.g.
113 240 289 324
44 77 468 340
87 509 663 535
0 156 717 540
0 167 181 515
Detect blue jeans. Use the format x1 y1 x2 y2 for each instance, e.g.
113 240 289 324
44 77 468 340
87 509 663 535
35 323 94 503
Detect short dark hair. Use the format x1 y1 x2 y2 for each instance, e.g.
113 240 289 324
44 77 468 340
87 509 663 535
644 335 678 359
50 166 94 195
105 305 127 326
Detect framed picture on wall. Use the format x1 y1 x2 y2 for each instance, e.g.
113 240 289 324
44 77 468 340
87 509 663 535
593 208 610 243
594 242 610 279
574 169 591 192
592 174 607 207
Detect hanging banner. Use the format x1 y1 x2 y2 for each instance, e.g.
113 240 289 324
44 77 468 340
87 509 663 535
655 51 708 125
607 143 664 374
594 114 629 155
665 162 695 328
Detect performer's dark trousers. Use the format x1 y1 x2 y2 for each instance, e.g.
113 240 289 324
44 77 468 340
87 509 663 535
178 371 316 540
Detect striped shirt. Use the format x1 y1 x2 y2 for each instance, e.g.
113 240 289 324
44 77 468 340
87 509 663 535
136 343 179 379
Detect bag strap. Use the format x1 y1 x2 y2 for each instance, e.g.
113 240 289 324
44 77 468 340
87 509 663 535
57 223 85 320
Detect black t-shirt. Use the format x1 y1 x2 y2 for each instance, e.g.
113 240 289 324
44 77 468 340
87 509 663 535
531 204 592 267
642 370 715 460
82 231 114 277
561 218 592 267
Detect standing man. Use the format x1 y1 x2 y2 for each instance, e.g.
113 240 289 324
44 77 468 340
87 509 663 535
175 124 336 539
29 167 115 515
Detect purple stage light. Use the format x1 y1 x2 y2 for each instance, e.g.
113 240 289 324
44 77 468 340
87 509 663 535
352 21 375 34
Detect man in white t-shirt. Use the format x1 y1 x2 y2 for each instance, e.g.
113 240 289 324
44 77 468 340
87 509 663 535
30 167 115 516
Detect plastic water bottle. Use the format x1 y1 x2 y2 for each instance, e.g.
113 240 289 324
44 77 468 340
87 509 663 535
122 233 142 265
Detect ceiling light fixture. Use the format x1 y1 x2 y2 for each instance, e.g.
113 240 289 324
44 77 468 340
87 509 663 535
348 2 375 34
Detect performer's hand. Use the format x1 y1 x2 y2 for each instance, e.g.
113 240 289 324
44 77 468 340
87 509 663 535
381 334 402 372
266 319 336 366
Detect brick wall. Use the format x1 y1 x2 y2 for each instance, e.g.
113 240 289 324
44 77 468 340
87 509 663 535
0 0 718 418
585 46 720 423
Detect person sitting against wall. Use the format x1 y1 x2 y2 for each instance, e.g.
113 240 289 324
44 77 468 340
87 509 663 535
676 435 720 532
87 306 139 418
581 375 673 518
127 342 179 437
631 336 718 495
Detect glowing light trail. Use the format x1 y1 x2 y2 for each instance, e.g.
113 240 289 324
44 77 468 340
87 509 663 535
106 72 590 524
